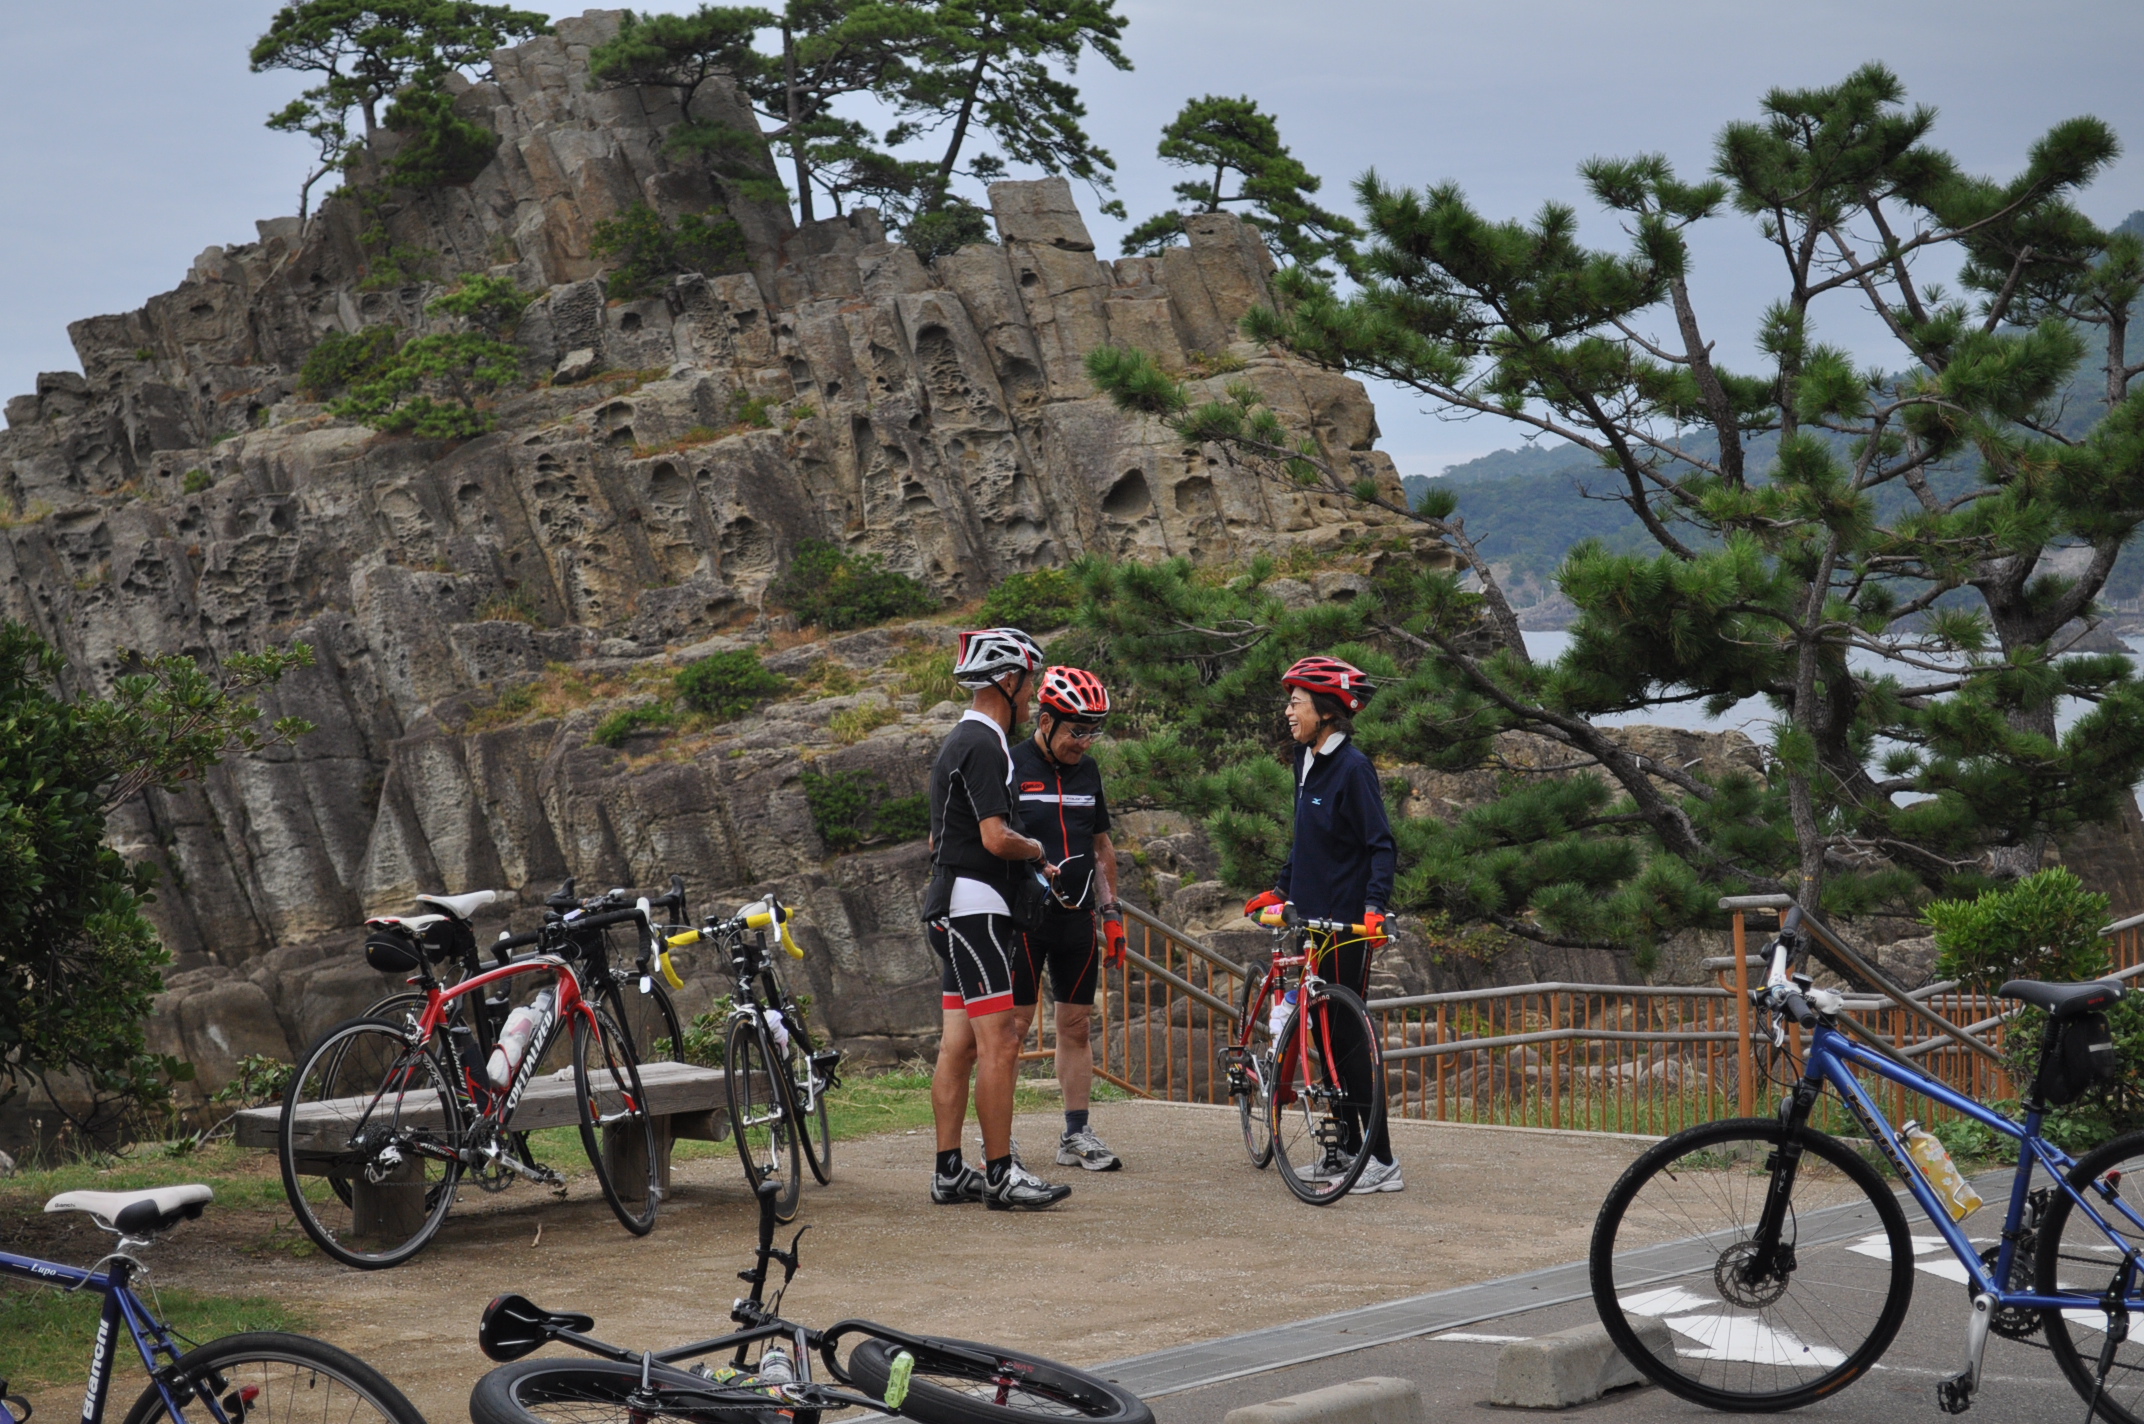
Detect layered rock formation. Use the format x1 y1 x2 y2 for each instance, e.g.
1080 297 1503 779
0 12 1434 1105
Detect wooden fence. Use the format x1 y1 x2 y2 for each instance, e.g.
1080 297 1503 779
1014 903 2144 1135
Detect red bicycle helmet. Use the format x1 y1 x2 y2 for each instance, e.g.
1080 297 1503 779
1038 665 1110 721
1281 655 1376 712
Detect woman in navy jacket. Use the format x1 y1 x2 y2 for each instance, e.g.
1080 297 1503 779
1243 655 1401 1193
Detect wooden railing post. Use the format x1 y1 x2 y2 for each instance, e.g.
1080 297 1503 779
1734 909 1754 1117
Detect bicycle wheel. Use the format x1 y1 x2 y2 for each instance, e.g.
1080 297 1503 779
279 1017 464 1269
123 1331 426 1424
604 977 685 1065
1264 983 1381 1204
327 991 442 1211
725 1012 801 1221
1589 1117 1914 1412
1232 973 1274 1170
847 1336 1153 1424
573 1002 661 1235
784 1007 834 1186
2036 1128 2144 1422
470 1357 777 1424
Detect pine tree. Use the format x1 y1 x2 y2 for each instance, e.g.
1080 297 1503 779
891 0 1133 221
1091 64 2144 952
252 1 548 204
1122 95 1359 271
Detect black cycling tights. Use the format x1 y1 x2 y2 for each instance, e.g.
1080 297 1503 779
1316 939 1391 1166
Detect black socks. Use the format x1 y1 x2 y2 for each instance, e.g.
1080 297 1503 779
936 1148 963 1178
1064 1108 1089 1136
986 1154 1013 1186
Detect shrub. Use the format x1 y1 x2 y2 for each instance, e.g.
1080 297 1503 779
1924 869 2139 1140
181 470 213 495
768 539 936 630
671 1002 736 1066
673 650 785 719
801 768 930 851
590 202 750 299
381 84 499 190
592 703 675 747
427 273 533 336
980 567 1081 630
298 326 399 399
902 199 994 262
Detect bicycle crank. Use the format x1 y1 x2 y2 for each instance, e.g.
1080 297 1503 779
1935 1291 1995 1414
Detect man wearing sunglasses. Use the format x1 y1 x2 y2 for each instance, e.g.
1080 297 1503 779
1009 665 1127 1172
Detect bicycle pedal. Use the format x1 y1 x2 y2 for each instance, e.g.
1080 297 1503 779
1934 1372 1973 1414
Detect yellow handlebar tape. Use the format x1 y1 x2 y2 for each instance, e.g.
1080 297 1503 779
657 950 685 990
666 928 701 949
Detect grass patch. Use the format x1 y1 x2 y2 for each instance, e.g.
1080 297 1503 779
461 663 627 734
592 703 675 747
0 1284 308 1401
827 700 898 745
892 645 958 710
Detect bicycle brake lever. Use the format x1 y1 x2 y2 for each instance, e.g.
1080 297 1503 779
774 1225 810 1281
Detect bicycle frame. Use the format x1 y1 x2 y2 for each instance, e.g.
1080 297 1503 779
0 1250 209 1424
1792 1019 2144 1314
405 954 599 1128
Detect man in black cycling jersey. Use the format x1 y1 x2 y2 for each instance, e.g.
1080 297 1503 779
923 627 1073 1211
1009 665 1126 1172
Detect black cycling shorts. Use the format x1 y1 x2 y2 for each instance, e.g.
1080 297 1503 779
928 913 1018 1018
1014 910 1099 1009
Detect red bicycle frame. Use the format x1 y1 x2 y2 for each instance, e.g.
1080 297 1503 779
397 953 605 1125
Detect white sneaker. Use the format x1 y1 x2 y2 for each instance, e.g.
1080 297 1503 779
1349 1156 1404 1193
1056 1127 1122 1171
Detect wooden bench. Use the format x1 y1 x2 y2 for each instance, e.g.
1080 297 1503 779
234 1061 736 1233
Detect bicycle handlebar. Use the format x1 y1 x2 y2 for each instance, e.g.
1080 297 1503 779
1253 905 1368 936
667 897 804 960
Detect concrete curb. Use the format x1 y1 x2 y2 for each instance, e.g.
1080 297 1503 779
1491 1318 1671 1408
1221 1376 1425 1424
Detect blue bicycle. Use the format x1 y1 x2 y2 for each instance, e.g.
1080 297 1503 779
1591 905 2144 1417
0 1183 423 1424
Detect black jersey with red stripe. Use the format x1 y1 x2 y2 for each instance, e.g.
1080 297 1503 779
1008 737 1112 911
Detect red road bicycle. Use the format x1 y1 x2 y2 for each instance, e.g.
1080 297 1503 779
276 900 662 1268
1220 904 1386 1204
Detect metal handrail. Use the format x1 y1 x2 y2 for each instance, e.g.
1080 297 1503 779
1121 902 1246 979
1368 981 1732 1010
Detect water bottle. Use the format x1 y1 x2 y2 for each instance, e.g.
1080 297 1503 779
486 989 554 1087
1268 988 1296 1041
763 1007 790 1054
755 1345 794 1386
1902 1120 1984 1221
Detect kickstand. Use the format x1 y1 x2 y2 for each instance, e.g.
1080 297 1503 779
2085 1253 2140 1424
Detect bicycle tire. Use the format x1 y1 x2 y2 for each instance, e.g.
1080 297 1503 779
1589 1117 1913 1412
123 1331 426 1424
603 977 686 1066
470 1356 782 1424
1233 972 1274 1170
784 1005 833 1186
725 1013 801 1221
2036 1128 2144 1423
574 1002 661 1235
279 1017 465 1269
846 1336 1153 1424
1265 983 1381 1204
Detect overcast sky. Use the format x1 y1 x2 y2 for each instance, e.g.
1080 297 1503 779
3 1 2139 477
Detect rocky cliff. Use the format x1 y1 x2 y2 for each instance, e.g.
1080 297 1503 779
0 12 1437 1107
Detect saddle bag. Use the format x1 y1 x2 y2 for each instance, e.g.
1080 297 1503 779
364 924 424 974
2037 1011 2121 1107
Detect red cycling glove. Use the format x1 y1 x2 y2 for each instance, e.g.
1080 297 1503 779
1103 916 1127 967
1243 889 1284 919
1364 909 1388 949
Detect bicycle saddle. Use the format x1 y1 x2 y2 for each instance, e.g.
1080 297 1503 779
416 889 499 921
45 1184 212 1235
1997 978 2124 1019
479 1293 596 1361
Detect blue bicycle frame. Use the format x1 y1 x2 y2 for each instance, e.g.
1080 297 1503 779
1796 1017 2144 1315
0 1247 230 1424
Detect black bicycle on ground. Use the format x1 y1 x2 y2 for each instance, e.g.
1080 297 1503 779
467 1182 1153 1424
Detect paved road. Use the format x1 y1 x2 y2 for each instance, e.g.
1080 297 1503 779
1129 1231 2105 1424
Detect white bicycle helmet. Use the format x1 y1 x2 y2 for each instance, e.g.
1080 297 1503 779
953 627 1044 689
